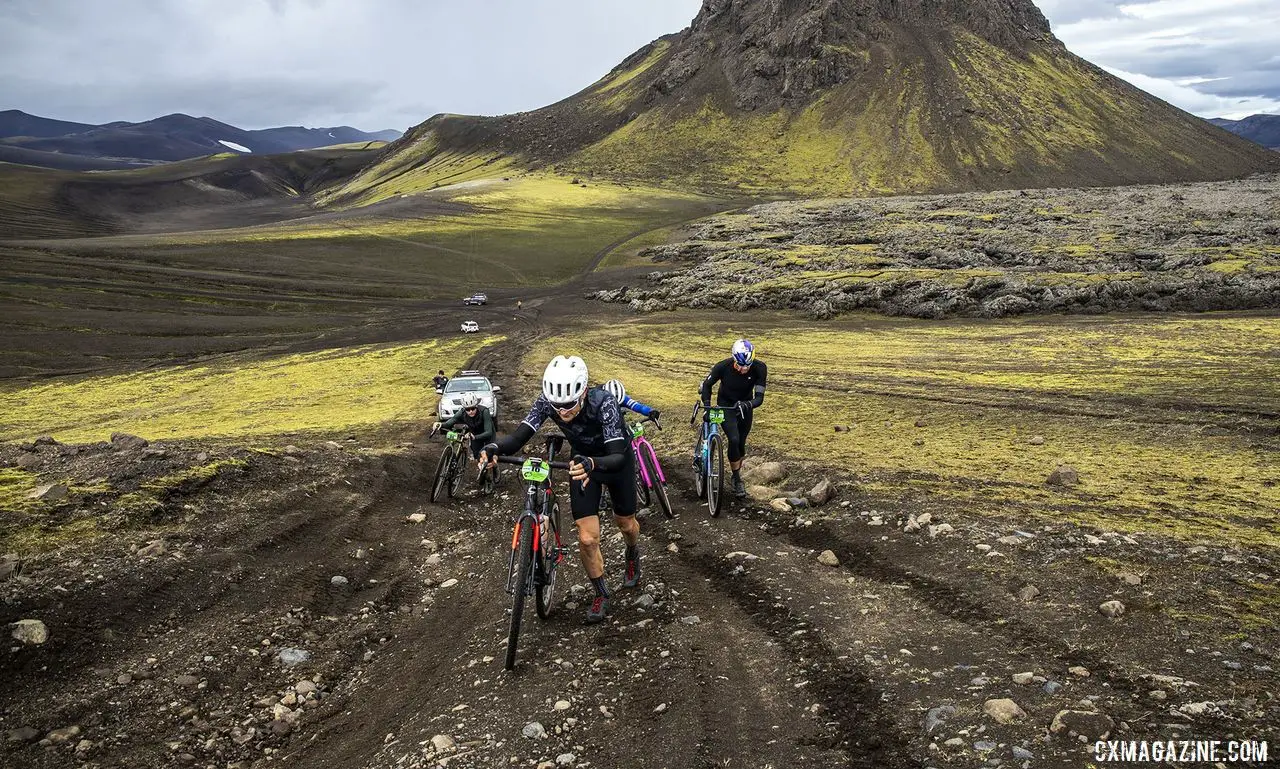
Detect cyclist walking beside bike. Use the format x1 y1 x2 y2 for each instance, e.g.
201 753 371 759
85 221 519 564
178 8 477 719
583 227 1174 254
602 379 660 423
480 356 640 624
433 393 496 461
699 339 767 499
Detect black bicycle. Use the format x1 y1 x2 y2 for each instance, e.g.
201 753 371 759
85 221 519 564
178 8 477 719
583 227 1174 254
429 426 470 502
495 435 572 670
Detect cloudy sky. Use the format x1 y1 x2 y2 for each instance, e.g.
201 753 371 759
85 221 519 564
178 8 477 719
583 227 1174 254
1 0 1277 131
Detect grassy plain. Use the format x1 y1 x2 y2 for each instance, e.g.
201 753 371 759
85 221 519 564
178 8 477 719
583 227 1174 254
530 313 1279 547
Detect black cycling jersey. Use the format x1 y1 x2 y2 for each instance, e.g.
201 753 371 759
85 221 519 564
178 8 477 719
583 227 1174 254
441 405 495 445
433 375 449 389
492 387 629 472
700 358 768 408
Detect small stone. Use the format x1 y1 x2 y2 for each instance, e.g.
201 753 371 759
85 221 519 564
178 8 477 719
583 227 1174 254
110 432 149 450
1049 709 1115 740
928 523 954 538
28 483 68 502
430 734 456 752
75 739 93 754
667 543 679 553
117 673 133 684
522 721 547 739
944 737 964 748
175 674 200 687
556 753 576 766
1148 690 1167 701
407 513 426 523
680 615 701 625
45 725 81 744
996 535 1025 546
277 648 311 667
440 578 459 588
806 478 835 506
817 550 841 567
1118 572 1142 586
770 498 792 513
599 705 614 718
923 705 956 735
16 453 39 469
1012 746 1034 759
1098 600 1125 618
11 619 49 645
1046 465 1080 486
1069 666 1090 678
634 594 655 609
653 703 667 713
295 680 317 696
7 727 40 743
137 539 167 558
1043 681 1063 694
425 553 442 567
983 698 1027 724
421 539 439 552
554 699 571 711
1016 585 1040 601
1029 436 1045 445
1012 672 1035 685
974 740 998 751
330 575 349 587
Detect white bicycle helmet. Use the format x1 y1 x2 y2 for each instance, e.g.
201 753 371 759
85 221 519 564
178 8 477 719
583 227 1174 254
542 355 589 405
460 393 481 408
602 378 626 403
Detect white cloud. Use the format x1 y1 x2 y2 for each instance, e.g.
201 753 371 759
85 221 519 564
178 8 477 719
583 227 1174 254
1039 0 1280 117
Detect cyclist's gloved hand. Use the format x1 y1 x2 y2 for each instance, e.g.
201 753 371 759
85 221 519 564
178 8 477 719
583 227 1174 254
736 400 754 413
649 409 661 422
432 421 441 432
569 455 595 483
478 442 500 468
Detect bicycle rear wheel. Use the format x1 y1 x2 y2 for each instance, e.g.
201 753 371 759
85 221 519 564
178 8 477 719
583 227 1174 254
635 461 651 509
707 434 725 517
505 520 535 670
535 502 560 618
640 446 674 519
430 447 451 503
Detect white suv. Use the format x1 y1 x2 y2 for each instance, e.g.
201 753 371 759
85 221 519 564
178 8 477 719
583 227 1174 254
437 371 500 419
460 320 479 333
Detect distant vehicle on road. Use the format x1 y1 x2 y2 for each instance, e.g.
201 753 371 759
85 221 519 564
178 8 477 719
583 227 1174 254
463 293 488 306
438 370 500 419
461 320 480 333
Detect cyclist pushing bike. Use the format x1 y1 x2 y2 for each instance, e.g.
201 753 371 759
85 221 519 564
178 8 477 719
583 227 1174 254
433 393 497 483
480 355 640 624
699 338 767 499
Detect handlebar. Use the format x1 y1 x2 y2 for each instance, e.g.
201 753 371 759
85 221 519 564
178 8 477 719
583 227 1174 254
637 414 663 431
690 401 746 424
495 455 571 470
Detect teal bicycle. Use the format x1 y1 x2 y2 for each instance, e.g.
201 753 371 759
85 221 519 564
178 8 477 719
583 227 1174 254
690 402 727 517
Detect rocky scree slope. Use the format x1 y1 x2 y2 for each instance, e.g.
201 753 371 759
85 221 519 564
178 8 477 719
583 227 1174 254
594 174 1280 319
326 0 1278 205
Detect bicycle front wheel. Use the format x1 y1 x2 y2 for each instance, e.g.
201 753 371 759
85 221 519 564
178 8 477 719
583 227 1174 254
506 520 535 670
707 434 725 517
430 447 451 503
640 446 674 519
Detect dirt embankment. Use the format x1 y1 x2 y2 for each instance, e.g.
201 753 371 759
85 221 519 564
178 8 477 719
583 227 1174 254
595 175 1280 319
2 336 1276 769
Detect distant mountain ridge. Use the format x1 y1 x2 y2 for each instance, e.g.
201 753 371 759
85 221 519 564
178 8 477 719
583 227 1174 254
326 0 1277 204
0 109 402 166
1209 114 1280 150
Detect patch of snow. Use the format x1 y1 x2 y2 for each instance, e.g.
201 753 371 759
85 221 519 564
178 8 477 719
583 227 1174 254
328 131 335 138
218 140 252 153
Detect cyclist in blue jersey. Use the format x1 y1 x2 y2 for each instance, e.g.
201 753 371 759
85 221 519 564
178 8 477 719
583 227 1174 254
601 379 661 424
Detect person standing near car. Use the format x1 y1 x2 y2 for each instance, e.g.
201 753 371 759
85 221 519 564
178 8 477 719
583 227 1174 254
433 370 449 392
699 339 767 498
479 355 639 624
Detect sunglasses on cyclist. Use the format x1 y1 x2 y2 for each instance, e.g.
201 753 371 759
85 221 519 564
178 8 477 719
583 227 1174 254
554 395 584 419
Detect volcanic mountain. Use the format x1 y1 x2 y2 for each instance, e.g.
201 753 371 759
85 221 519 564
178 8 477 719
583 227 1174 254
328 0 1279 203
1210 114 1280 150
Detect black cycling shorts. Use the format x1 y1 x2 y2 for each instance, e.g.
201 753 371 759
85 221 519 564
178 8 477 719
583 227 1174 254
721 408 754 462
569 448 637 520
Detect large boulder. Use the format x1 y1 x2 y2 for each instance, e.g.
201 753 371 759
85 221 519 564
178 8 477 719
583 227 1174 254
806 478 835 506
27 483 68 502
11 619 49 645
743 462 787 486
111 433 149 451
747 485 780 502
1046 465 1080 486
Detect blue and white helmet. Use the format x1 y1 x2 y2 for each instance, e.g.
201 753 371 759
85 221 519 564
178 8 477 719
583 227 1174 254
731 339 755 366
602 378 626 403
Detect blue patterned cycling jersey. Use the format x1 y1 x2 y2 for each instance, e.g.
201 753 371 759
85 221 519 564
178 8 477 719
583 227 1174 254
522 386 628 456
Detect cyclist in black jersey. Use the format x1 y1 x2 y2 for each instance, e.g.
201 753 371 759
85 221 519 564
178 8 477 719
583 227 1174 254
479 355 640 624
433 393 496 461
699 339 767 498
432 370 449 392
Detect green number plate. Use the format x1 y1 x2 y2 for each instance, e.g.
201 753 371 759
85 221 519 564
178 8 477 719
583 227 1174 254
522 458 550 483
446 430 461 441
629 422 645 438
708 408 725 424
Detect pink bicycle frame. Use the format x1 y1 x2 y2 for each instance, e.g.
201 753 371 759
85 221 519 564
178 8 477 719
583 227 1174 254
633 434 666 488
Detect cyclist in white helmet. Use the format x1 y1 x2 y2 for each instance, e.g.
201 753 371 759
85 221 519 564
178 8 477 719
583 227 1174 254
480 355 640 624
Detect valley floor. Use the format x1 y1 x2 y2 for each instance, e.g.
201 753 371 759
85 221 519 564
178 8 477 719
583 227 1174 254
2 305 1276 769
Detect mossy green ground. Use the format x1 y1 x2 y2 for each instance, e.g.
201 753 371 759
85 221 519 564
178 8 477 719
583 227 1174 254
0 336 499 444
529 314 1279 547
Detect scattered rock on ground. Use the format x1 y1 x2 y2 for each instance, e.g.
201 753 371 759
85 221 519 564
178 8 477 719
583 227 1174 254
522 722 546 739
923 705 956 735
806 478 834 506
136 539 167 558
817 550 841 567
743 462 787 486
277 648 311 667
431 734 456 752
11 619 49 645
28 483 68 502
44 725 81 744
111 433 149 451
1017 585 1040 601
7 727 41 743
983 698 1027 723
1049 709 1115 740
0 553 21 581
1099 600 1126 618
1046 465 1080 486
407 513 427 524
